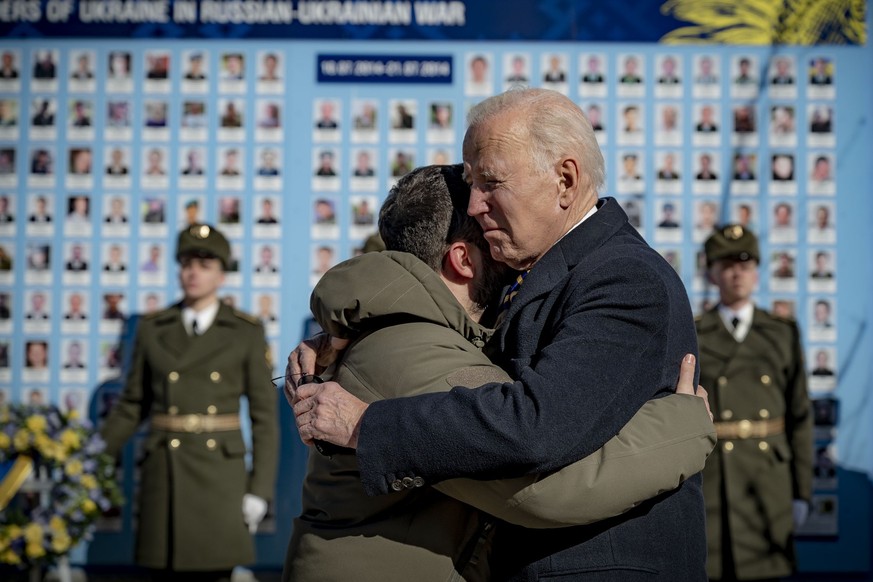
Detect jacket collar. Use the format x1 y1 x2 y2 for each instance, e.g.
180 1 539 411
154 301 241 371
497 197 627 329
696 307 739 361
697 304 784 361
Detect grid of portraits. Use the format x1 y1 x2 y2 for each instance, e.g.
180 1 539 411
461 50 840 519
0 46 299 413
0 48 843 514
309 94 457 287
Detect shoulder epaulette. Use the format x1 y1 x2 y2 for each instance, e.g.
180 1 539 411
232 309 261 326
145 307 177 323
759 308 798 328
771 314 798 326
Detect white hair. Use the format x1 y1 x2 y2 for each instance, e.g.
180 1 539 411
466 87 605 193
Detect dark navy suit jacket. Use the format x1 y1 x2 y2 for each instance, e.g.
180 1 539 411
358 197 706 580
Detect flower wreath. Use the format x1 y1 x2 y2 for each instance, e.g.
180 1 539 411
0 404 123 569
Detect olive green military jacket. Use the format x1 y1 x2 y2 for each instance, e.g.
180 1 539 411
285 252 715 582
100 302 279 571
697 307 813 580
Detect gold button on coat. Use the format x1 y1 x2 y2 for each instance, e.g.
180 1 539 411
170 438 181 449
759 442 769 451
206 439 217 450
207 405 217 415
724 442 734 452
759 409 770 419
168 371 180 383
761 375 771 385
722 409 733 420
168 406 179 415
210 371 221 383
717 376 728 386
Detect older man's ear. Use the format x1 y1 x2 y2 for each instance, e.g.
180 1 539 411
557 156 583 209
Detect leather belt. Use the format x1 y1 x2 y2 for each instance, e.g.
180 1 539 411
152 413 240 433
715 417 784 440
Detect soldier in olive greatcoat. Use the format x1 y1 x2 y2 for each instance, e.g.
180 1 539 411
101 224 279 581
697 225 813 581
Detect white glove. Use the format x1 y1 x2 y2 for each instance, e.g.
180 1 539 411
242 493 268 534
792 499 809 529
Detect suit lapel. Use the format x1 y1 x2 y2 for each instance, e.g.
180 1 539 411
496 197 628 346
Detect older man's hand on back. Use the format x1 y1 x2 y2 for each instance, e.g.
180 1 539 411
293 381 367 448
291 353 710 449
284 335 348 406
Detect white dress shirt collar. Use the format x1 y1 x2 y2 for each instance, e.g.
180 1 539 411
718 302 754 342
182 300 220 336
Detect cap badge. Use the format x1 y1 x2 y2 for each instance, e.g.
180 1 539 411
724 225 744 240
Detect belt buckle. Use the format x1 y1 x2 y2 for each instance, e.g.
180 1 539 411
737 420 752 439
182 414 203 433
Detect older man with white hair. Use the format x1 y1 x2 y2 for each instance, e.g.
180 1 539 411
291 88 708 580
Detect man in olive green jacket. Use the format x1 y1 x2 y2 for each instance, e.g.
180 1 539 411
698 225 812 581
284 166 715 581
101 224 279 581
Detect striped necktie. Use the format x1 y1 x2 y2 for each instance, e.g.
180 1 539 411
495 270 530 327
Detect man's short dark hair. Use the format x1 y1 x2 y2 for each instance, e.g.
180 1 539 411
379 164 481 272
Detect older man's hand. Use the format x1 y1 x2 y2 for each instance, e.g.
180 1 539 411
284 335 349 406
675 353 713 422
294 381 368 448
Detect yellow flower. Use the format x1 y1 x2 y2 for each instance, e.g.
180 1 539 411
26 542 46 559
51 533 71 553
660 0 866 45
67 409 79 421
60 429 81 451
23 523 43 544
1 548 21 565
6 525 21 539
34 433 53 456
49 516 67 532
0 432 9 449
81 499 97 514
80 475 98 490
25 415 47 433
13 429 30 450
65 459 83 478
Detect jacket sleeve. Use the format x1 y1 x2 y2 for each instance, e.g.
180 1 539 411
786 321 813 502
244 322 279 502
99 321 152 457
435 394 715 527
357 257 689 495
